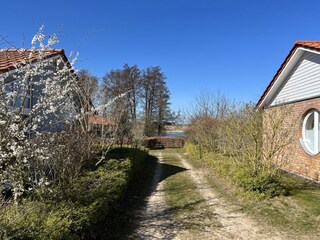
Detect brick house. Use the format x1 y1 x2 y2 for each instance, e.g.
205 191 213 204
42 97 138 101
256 41 320 181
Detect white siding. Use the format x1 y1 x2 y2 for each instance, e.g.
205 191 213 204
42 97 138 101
271 51 320 106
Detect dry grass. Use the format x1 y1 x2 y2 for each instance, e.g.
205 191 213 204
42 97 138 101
159 150 222 236
183 149 320 239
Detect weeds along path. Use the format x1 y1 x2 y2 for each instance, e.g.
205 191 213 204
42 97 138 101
175 153 285 240
129 150 285 239
128 151 178 239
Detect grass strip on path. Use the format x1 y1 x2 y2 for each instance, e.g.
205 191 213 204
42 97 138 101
153 149 222 237
183 147 320 239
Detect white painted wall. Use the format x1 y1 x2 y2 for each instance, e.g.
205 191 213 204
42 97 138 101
270 51 320 106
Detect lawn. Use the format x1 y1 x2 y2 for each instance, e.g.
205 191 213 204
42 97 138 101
183 147 320 238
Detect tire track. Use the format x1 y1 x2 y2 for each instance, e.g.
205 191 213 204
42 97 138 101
129 151 178 239
176 153 286 240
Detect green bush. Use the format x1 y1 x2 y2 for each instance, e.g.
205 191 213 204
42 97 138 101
185 143 288 198
0 147 149 239
184 142 200 157
238 173 288 197
184 142 210 159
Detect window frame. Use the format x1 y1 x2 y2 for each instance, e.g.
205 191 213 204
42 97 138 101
4 79 32 113
301 109 320 156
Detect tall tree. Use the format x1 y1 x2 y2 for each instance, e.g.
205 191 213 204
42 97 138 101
102 65 172 138
142 66 171 136
101 64 143 145
102 64 141 122
122 64 141 123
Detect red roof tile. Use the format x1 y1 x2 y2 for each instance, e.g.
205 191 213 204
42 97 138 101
256 41 320 109
0 48 67 73
295 40 320 49
88 115 113 125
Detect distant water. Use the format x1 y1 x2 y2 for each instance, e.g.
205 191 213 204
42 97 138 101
164 132 185 137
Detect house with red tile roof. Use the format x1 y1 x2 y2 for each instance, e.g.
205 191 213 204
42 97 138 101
256 41 320 181
0 49 70 73
0 48 79 132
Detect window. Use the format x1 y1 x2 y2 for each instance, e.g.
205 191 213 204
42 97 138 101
23 97 31 109
4 80 32 111
92 124 102 137
301 109 320 155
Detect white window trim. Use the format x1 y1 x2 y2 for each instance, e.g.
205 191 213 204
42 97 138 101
301 110 319 156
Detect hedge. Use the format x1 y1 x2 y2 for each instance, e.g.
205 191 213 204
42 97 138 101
0 147 149 239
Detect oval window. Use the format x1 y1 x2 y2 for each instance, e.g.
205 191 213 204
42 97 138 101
301 110 320 155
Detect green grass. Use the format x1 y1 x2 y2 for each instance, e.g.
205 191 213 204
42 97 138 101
155 149 221 234
0 147 152 240
108 153 158 239
249 173 320 233
183 144 320 237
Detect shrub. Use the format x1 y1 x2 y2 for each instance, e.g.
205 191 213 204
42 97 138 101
185 143 288 197
185 90 296 198
184 142 209 159
239 174 287 197
0 147 149 239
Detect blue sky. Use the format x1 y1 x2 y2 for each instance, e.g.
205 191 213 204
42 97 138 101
2 0 320 111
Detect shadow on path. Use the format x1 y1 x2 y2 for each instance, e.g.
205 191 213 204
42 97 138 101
158 162 188 183
109 152 188 239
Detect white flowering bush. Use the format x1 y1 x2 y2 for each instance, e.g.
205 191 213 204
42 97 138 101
0 26 95 203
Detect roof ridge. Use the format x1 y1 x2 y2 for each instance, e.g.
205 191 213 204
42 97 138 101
295 40 320 43
0 48 63 52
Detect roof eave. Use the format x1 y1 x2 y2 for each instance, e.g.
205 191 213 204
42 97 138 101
0 49 67 74
256 44 320 110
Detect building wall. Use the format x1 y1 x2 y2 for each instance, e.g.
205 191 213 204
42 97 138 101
2 57 73 133
264 97 320 181
271 51 320 106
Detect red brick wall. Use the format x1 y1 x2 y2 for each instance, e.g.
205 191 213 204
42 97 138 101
263 97 320 181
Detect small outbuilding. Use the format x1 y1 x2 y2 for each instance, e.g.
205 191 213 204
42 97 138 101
257 41 320 182
88 115 113 138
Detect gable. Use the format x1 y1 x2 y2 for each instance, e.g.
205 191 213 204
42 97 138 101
256 41 320 109
270 51 320 106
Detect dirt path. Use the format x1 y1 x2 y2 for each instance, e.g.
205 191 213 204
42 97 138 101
130 150 286 239
129 151 178 239
176 153 285 240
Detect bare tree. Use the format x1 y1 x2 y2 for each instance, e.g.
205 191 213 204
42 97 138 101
69 69 99 133
142 66 171 136
101 65 173 138
122 64 141 123
185 91 295 181
102 64 142 123
131 121 145 148
77 69 98 103
222 103 295 179
185 91 230 155
262 105 296 172
223 103 263 173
